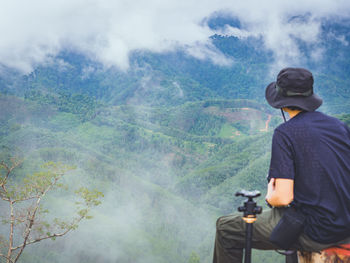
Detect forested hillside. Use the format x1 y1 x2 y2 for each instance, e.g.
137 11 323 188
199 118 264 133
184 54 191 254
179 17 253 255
0 15 350 263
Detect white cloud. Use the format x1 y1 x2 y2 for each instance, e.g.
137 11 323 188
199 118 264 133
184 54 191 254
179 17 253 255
185 41 233 66
218 26 259 39
0 0 349 73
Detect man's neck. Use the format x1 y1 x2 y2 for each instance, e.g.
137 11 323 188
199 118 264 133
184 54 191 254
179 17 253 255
283 108 303 119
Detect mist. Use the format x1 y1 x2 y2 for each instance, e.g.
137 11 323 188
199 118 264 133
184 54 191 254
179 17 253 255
0 0 349 73
0 96 222 262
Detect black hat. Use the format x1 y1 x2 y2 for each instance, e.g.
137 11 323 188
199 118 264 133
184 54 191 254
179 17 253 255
265 67 322 111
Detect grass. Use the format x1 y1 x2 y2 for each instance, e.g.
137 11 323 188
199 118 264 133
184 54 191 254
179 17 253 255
218 123 244 138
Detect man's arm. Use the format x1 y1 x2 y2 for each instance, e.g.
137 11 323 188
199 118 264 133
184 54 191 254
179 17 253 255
265 178 294 207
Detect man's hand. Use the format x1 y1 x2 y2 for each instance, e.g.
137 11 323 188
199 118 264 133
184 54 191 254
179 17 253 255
265 178 294 207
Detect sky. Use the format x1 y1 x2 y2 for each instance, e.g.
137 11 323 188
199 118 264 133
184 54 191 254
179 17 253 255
0 0 350 73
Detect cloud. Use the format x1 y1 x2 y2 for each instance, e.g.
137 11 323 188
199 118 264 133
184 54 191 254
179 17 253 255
215 0 350 71
0 0 349 73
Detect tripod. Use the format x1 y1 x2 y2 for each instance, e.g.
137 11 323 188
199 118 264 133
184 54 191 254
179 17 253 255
236 190 263 263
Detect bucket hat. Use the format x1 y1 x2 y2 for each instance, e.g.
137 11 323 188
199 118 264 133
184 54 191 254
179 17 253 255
265 67 322 111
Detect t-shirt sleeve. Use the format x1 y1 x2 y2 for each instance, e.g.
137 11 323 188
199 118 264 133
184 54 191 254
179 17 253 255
345 124 350 139
268 129 295 181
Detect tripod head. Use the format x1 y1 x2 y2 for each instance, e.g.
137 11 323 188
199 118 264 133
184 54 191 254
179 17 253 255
236 190 261 200
235 190 262 223
235 190 263 263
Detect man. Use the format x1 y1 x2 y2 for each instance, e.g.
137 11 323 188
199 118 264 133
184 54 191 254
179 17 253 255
213 67 350 263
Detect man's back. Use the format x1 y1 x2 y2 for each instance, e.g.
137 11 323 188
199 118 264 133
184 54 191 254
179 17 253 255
214 68 350 263
269 111 350 243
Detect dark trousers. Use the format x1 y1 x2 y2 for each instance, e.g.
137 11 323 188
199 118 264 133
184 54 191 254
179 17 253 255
213 208 350 263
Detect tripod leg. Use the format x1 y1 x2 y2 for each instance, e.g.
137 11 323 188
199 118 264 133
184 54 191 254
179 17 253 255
244 223 253 263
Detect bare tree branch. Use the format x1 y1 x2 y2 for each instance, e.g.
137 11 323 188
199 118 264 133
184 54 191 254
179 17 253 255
0 159 22 187
13 195 38 204
0 159 102 263
12 212 86 252
0 195 10 202
13 174 63 262
12 223 76 251
0 253 14 263
7 201 15 262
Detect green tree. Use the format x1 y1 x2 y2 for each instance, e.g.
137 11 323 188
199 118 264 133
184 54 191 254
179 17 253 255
0 159 103 263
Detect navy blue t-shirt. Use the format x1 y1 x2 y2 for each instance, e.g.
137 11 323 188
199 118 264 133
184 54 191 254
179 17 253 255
268 111 350 243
